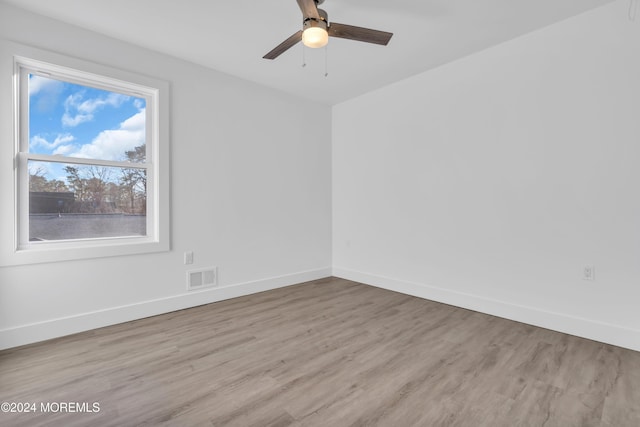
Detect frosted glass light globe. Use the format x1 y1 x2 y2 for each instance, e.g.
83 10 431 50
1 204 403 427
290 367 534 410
302 27 329 48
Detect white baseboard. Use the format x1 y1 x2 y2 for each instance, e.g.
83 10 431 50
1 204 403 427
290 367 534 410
5 266 639 353
0 267 332 350
333 267 640 352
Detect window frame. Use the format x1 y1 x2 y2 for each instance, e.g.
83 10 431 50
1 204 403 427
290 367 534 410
1 43 170 266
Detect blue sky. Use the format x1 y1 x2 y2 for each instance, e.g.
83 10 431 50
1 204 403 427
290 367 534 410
28 74 146 181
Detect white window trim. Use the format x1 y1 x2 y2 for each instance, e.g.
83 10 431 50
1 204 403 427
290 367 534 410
0 42 170 266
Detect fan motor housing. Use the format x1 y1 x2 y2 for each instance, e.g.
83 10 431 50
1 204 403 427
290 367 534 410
303 18 328 32
303 7 328 31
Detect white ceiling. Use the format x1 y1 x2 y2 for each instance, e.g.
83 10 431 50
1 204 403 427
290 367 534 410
3 0 614 105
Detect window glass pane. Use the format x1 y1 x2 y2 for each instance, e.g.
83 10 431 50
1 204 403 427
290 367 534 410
28 161 146 241
28 74 146 162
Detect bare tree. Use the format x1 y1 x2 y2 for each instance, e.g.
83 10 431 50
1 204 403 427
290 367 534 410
121 145 147 214
29 166 68 192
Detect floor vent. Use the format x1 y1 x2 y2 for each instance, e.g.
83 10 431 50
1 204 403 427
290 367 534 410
187 267 217 291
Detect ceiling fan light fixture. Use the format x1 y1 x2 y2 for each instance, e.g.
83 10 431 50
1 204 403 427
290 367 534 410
302 20 329 48
302 27 328 48
262 0 393 60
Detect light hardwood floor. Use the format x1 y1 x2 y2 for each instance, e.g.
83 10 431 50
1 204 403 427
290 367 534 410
1 277 639 426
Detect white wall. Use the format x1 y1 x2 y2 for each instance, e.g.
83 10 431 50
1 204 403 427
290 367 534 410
333 1 640 351
0 3 332 349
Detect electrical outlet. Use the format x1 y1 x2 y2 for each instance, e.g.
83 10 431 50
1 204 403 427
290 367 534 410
583 265 594 281
184 251 194 265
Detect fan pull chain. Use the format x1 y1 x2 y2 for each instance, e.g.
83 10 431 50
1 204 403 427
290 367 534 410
630 0 638 21
302 45 307 68
324 45 329 77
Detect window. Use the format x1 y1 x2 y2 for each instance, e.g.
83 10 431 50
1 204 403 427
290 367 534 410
2 45 169 266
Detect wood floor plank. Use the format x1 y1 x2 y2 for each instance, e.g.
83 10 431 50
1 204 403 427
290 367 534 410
1 277 639 426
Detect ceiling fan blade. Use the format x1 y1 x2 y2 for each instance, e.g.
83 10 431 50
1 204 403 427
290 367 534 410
328 23 393 46
296 0 321 19
263 30 303 60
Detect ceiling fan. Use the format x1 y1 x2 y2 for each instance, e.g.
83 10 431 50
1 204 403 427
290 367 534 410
263 0 393 60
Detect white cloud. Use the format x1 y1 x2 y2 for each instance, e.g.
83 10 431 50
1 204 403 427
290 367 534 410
72 130 143 160
55 134 75 144
30 135 51 148
62 93 91 127
53 144 75 156
78 92 128 113
62 92 130 128
30 133 75 151
68 109 146 161
133 99 145 109
29 75 65 114
29 75 63 96
62 112 92 127
120 110 145 131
